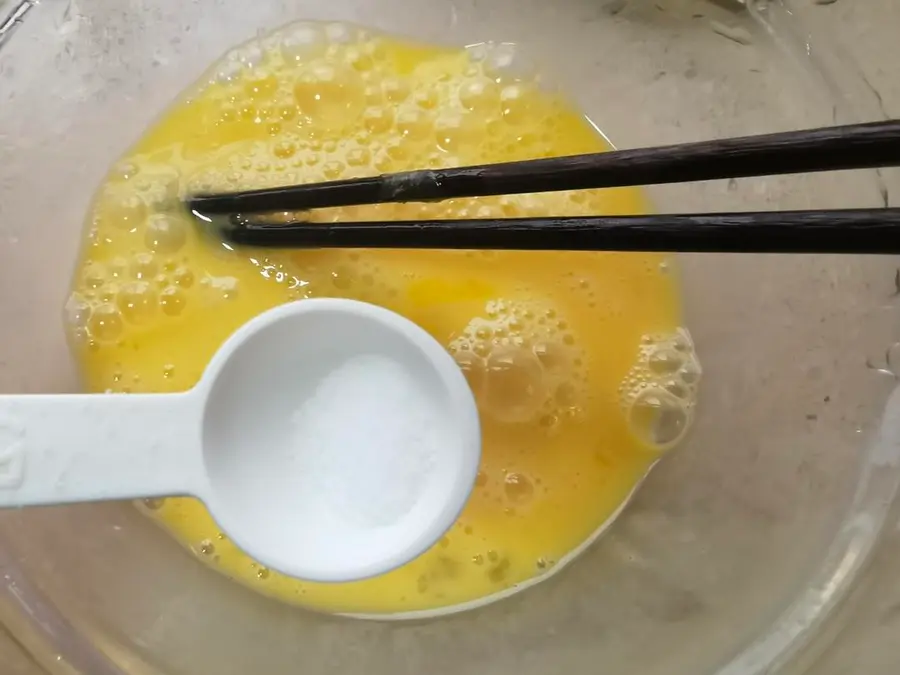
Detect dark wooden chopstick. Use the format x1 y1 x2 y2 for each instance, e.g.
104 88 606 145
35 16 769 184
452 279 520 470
213 208 900 254
187 120 900 215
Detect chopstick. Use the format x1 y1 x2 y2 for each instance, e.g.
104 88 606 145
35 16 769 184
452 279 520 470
187 120 900 215
213 208 900 254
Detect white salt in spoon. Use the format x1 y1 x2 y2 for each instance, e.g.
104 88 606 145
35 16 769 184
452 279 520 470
0 299 481 582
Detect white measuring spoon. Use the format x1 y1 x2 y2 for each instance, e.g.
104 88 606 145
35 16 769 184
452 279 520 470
0 299 481 582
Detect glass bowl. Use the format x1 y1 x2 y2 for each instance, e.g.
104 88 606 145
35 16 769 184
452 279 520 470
1 1 898 673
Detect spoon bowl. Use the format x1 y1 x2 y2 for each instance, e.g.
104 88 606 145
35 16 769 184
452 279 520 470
201 299 482 582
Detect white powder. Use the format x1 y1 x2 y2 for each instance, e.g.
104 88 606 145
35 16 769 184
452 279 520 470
289 353 443 528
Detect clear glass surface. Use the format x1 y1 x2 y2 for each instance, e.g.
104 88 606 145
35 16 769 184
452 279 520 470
0 1 898 674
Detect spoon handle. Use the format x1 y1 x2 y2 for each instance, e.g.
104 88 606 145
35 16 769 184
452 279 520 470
0 392 204 507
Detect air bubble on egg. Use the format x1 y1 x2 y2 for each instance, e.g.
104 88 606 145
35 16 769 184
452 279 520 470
325 22 355 44
273 139 298 159
131 252 158 280
237 43 265 69
215 55 245 84
292 63 365 130
323 160 345 179
201 275 240 302
472 341 490 358
673 327 696 352
64 293 92 332
412 89 439 110
346 147 371 166
107 258 129 281
395 107 431 141
678 360 701 386
117 282 159 325
143 172 182 206
465 42 490 63
107 193 148 230
82 262 108 289
98 285 119 304
281 22 326 62
458 77 500 114
626 387 692 451
500 84 534 124
361 36 386 58
343 46 375 73
145 214 188 254
503 472 534 503
618 328 701 439
483 346 546 423
664 379 689 399
647 348 683 375
533 341 569 372
373 151 392 172
159 286 186 316
385 139 411 163
172 266 195 288
484 42 520 78
362 106 394 133
381 77 409 103
363 85 384 107
88 303 124 343
112 161 140 181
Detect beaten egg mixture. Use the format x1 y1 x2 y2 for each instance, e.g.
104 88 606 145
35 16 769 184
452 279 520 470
65 22 701 617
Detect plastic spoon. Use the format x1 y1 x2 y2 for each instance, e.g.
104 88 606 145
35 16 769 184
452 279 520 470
0 299 481 582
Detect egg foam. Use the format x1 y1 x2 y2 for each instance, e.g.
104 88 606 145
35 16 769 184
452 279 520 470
65 22 701 618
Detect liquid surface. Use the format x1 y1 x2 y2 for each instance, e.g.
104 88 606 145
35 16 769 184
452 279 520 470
66 23 701 617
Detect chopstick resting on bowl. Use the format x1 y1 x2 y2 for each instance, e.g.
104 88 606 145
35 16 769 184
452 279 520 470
186 120 900 254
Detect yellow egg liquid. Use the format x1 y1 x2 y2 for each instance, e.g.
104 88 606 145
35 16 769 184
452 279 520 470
66 23 701 617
